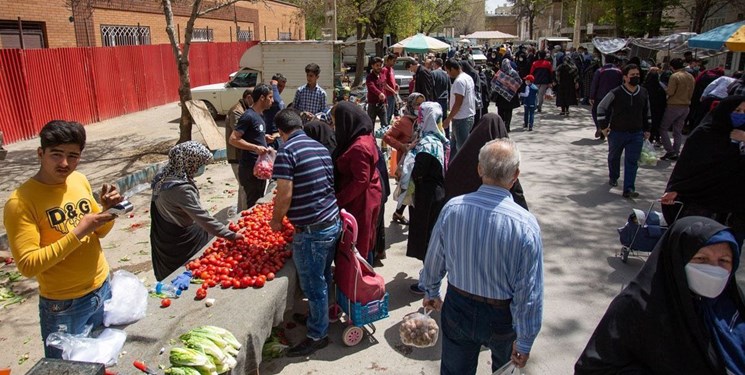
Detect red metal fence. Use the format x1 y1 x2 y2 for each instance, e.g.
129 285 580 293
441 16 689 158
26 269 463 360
0 41 256 144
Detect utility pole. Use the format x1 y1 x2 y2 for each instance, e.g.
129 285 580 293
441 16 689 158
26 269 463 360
333 0 338 41
573 0 582 48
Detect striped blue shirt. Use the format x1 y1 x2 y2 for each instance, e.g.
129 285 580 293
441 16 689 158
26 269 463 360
421 185 543 353
292 84 327 114
272 130 338 226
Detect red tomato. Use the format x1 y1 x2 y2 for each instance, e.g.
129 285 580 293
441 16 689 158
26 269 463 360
254 277 265 288
221 280 232 289
161 298 171 308
232 279 241 289
195 288 207 300
266 272 275 281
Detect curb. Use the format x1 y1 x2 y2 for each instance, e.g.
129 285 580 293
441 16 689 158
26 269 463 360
0 148 228 252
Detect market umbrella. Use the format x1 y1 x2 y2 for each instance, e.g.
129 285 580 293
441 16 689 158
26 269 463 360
391 33 451 53
688 21 745 51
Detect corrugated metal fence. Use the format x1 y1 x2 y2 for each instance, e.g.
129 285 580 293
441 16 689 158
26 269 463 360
0 41 256 144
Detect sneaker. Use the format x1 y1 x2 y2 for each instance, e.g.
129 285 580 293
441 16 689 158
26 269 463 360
528 127 533 131
409 283 425 295
622 191 640 198
660 152 678 161
608 179 618 187
286 336 329 357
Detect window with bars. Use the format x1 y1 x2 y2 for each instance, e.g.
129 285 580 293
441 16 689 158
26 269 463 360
192 27 213 42
237 30 253 41
101 25 150 47
278 32 292 40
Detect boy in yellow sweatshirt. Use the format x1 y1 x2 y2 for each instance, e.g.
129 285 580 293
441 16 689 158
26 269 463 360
3 120 123 358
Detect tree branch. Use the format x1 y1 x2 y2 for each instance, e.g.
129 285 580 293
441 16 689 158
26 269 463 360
198 0 251 16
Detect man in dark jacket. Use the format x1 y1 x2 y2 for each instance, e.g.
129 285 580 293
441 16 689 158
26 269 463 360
590 55 623 140
597 64 651 199
406 59 436 101
432 58 451 120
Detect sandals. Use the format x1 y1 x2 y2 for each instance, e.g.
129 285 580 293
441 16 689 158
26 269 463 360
392 212 409 225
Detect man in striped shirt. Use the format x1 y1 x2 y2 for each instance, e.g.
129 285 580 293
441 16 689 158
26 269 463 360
269 109 340 357
420 138 543 374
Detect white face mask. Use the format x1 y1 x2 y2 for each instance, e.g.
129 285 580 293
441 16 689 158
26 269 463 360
685 263 730 298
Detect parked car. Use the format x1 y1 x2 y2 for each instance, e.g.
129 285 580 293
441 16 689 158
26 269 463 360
190 70 259 118
471 47 487 65
394 56 415 97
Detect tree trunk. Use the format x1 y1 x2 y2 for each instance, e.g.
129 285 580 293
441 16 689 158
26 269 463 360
648 0 665 37
352 21 367 87
614 0 625 36
528 14 535 40
177 59 193 143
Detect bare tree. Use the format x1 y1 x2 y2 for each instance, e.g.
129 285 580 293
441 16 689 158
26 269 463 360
508 0 551 40
672 0 745 33
162 0 260 143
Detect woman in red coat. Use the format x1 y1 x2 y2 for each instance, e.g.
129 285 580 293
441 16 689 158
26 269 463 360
331 102 383 261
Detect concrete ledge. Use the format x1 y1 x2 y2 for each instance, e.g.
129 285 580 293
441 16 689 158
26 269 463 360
0 148 228 252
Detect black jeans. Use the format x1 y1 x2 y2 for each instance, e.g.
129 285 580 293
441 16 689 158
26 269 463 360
238 164 267 209
367 102 388 128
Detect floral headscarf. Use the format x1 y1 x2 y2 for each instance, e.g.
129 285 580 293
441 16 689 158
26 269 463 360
152 141 212 196
411 101 449 172
405 92 425 116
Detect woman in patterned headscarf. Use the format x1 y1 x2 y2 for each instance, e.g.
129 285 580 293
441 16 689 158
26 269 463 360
402 101 450 294
150 141 243 281
492 58 523 132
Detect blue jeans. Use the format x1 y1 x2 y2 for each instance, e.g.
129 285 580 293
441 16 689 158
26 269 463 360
386 95 396 124
608 130 644 194
292 218 341 340
39 278 111 358
441 286 516 375
450 116 474 158
523 106 535 128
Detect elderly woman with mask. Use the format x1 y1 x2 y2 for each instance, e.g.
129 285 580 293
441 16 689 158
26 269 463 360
150 141 243 281
575 216 745 374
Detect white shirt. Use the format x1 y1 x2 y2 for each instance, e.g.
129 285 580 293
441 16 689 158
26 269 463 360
702 76 736 100
450 72 476 120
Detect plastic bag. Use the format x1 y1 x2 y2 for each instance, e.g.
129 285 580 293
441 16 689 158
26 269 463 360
639 139 658 166
103 270 147 327
399 309 439 348
493 361 527 375
46 328 127 366
253 150 276 179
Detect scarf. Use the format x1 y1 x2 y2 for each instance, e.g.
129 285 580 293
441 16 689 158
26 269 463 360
331 101 373 161
492 59 523 101
576 217 745 374
152 141 212 197
411 101 449 172
405 92 425 116
303 120 336 154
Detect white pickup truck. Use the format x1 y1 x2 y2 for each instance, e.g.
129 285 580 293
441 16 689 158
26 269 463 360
191 41 340 118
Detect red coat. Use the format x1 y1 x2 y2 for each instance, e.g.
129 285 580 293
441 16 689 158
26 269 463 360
335 135 383 260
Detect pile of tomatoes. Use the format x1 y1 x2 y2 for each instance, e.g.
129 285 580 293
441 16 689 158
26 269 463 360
186 202 295 300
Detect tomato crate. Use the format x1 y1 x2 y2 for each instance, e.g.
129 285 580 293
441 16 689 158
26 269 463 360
337 288 389 326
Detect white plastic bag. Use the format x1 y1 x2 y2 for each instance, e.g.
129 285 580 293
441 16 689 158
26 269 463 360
639 139 658 166
103 270 148 326
399 309 439 348
493 361 527 375
46 328 127 366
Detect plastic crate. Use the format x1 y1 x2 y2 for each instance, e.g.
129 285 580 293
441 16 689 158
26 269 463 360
337 288 389 326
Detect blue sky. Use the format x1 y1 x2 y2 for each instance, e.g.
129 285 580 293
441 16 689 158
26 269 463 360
485 0 509 12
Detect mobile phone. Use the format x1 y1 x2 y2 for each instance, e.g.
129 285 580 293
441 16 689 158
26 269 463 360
104 201 133 216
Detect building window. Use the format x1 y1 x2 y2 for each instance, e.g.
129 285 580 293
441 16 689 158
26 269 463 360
101 24 150 47
278 32 292 40
0 20 46 49
237 30 253 41
192 27 213 42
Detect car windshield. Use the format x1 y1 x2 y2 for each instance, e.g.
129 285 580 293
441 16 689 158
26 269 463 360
394 59 413 71
472 48 483 55
229 72 258 88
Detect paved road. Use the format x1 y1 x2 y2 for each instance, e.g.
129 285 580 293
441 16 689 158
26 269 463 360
0 102 742 374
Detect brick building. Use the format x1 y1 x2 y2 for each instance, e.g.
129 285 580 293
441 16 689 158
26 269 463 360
0 0 304 49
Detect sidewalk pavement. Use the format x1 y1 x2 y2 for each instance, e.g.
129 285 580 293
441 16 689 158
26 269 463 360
1 102 743 374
